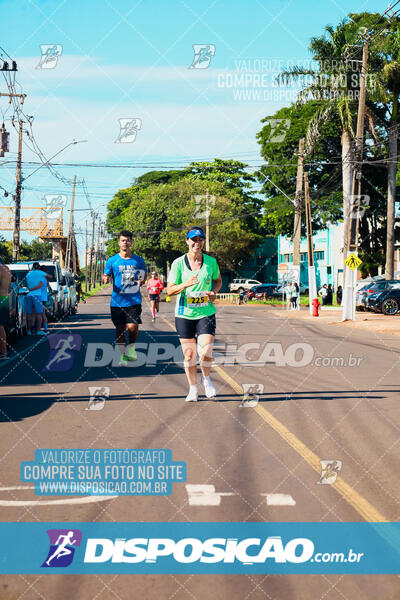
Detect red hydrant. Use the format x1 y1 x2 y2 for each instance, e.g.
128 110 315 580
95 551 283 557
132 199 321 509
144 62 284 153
312 297 320 317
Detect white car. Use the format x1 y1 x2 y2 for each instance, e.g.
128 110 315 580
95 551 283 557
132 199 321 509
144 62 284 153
229 278 262 293
62 270 78 315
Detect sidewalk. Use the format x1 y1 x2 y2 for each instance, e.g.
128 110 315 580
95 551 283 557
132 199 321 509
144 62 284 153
265 305 400 337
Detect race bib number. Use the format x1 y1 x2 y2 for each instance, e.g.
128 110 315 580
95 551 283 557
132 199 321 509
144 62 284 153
151 286 158 292
187 291 208 306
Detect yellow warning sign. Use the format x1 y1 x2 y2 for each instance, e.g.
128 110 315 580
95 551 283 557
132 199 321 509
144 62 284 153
345 253 362 270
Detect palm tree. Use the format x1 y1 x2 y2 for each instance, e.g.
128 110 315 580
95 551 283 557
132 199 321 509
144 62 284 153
278 16 380 266
377 19 400 279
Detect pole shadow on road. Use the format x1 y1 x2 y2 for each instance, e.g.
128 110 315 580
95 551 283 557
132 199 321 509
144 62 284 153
215 390 387 403
0 392 242 422
0 391 158 422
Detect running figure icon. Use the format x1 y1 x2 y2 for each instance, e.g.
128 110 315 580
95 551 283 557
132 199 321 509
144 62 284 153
43 334 80 372
45 531 77 566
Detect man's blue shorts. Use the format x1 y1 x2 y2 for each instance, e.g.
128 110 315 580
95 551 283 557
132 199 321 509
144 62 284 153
26 294 44 314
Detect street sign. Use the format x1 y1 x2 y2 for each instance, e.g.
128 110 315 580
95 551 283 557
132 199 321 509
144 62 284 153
344 253 362 271
278 263 288 272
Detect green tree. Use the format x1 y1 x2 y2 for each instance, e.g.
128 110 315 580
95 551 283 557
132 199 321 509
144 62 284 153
0 236 12 263
106 170 188 249
373 17 400 278
106 188 136 239
20 239 53 261
257 101 344 236
106 161 264 269
277 13 385 260
185 159 263 234
118 176 262 272
136 169 187 187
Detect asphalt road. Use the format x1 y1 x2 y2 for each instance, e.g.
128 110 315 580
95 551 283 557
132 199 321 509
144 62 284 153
0 288 399 599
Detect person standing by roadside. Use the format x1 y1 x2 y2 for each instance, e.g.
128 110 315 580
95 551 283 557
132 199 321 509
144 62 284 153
38 264 51 334
166 227 222 403
0 258 11 359
318 284 328 306
284 280 292 310
102 230 147 366
290 281 299 310
26 262 47 336
326 283 333 305
75 276 86 304
147 271 164 322
336 285 343 305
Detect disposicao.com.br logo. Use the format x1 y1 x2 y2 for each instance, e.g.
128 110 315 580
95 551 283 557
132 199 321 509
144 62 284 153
82 536 363 565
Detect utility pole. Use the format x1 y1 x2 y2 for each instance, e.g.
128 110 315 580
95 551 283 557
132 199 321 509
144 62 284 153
304 172 317 314
99 223 103 285
101 225 106 275
72 232 77 276
12 119 23 261
85 220 88 293
65 175 76 270
385 103 398 280
93 218 101 287
205 189 210 252
88 212 95 291
342 41 368 321
293 138 305 278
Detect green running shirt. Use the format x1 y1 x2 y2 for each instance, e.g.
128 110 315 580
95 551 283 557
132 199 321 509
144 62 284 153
168 253 220 319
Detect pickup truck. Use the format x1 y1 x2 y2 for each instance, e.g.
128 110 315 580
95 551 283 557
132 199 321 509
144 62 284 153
228 278 262 293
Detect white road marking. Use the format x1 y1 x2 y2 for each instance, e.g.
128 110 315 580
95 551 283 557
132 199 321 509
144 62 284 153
186 486 297 507
186 484 235 506
0 486 118 506
263 493 296 506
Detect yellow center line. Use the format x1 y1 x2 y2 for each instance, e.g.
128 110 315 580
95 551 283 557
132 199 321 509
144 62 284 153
160 309 388 522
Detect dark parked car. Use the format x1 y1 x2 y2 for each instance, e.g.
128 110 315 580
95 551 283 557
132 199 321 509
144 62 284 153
357 280 400 311
240 284 279 303
367 286 400 315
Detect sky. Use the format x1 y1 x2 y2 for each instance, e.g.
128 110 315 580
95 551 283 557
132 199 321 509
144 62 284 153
0 0 391 256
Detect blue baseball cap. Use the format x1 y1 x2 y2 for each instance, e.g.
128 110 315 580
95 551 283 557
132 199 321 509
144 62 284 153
186 228 205 240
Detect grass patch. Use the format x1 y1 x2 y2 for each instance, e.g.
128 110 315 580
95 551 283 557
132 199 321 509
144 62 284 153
83 283 109 298
245 294 342 307
245 295 309 306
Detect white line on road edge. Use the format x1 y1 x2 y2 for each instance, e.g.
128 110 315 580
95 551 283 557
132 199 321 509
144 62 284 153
262 493 296 506
186 484 235 506
0 486 118 506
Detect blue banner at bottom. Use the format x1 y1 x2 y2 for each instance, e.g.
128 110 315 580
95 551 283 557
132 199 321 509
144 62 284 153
0 522 399 574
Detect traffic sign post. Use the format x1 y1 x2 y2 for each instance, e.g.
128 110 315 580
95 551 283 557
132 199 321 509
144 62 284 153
342 253 363 321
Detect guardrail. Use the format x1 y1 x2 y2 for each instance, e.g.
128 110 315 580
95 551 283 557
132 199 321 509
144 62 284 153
216 293 240 305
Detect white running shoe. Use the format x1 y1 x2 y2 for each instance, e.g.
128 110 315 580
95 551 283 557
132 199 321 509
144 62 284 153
203 376 216 399
185 387 198 402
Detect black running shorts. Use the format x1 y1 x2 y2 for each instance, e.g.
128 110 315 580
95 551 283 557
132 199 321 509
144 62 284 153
175 314 216 339
111 305 142 327
149 294 160 301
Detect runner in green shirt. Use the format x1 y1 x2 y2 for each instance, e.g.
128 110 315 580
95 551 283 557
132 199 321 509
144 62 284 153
167 227 222 402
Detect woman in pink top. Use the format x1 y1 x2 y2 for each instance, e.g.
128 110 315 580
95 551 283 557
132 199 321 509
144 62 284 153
146 271 164 322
